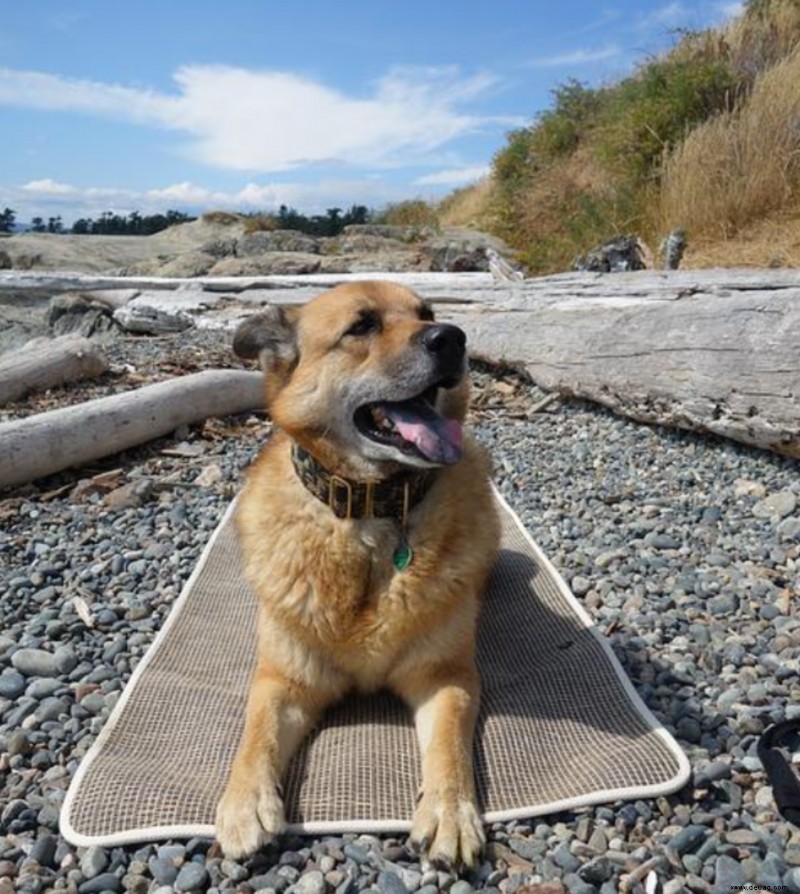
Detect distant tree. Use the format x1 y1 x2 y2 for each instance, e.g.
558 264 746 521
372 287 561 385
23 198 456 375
47 216 64 234
70 209 194 236
0 208 17 233
30 217 47 233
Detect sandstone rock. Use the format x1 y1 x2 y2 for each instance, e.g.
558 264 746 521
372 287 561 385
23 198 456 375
209 252 323 276
238 229 321 256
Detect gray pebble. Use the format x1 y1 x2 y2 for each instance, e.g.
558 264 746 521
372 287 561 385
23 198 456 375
78 873 123 894
148 857 178 886
449 882 474 894
753 491 796 520
713 854 745 893
0 672 26 699
174 862 209 892
669 825 708 856
79 847 109 880
295 870 326 894
10 649 60 678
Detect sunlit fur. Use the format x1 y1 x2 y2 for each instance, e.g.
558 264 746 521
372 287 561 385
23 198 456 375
216 281 499 867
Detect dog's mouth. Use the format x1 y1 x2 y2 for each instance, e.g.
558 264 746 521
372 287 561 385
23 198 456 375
354 384 463 466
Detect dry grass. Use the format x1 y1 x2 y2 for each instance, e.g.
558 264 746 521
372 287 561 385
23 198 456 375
242 214 278 234
682 209 800 268
201 211 243 225
724 0 800 79
656 48 800 239
436 179 495 229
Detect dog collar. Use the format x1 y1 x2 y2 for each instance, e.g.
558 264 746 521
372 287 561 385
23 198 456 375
291 443 437 523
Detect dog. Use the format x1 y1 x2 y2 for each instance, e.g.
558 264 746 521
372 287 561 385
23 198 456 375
215 280 499 867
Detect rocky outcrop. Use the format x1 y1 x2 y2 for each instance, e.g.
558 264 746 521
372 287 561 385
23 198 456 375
0 220 513 278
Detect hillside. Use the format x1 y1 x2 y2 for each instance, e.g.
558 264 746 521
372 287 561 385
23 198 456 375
437 0 800 274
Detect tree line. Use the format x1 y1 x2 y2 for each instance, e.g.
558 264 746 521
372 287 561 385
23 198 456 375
0 208 195 235
0 205 372 237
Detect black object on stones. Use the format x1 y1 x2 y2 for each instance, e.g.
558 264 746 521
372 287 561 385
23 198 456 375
758 719 800 825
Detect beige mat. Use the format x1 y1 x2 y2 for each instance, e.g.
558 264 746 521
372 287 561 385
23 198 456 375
61 489 689 847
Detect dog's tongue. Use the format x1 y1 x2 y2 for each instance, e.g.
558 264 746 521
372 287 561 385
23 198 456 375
383 400 463 465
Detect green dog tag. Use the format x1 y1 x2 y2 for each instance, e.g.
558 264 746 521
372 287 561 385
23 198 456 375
392 543 413 572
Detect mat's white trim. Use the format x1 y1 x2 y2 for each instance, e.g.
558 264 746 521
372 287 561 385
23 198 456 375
61 490 690 847
486 484 691 823
60 499 241 848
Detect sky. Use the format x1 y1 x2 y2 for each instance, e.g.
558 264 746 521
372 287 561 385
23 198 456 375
0 0 745 227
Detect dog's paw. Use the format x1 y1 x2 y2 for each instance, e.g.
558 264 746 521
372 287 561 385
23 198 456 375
410 788 485 869
215 783 285 860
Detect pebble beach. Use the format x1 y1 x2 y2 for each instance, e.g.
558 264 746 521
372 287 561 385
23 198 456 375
1 328 799 894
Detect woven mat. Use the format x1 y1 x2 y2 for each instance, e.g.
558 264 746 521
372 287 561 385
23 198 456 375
61 489 689 846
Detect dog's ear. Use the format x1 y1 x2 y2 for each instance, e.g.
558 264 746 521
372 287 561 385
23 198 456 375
233 306 299 369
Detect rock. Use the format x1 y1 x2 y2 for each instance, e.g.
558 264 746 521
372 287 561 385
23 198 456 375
79 847 109 880
174 862 209 892
103 480 154 511
571 576 591 596
10 648 60 677
712 854 745 893
150 251 217 278
753 491 797 520
148 857 178 886
29 835 57 867
209 252 323 276
573 235 646 273
0 671 26 698
5 730 32 756
449 882 475 894
78 872 123 894
508 837 545 861
668 825 708 857
650 533 682 550
238 229 321 256
114 303 195 335
54 646 78 673
48 293 118 338
295 870 327 894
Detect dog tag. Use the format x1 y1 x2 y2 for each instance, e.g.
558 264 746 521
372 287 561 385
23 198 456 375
392 542 413 572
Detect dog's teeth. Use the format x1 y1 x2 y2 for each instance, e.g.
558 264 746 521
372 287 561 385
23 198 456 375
371 406 396 432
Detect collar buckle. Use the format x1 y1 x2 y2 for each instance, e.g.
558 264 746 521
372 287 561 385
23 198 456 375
328 474 353 519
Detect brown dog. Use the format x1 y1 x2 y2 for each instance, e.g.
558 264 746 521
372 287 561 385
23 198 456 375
215 280 499 867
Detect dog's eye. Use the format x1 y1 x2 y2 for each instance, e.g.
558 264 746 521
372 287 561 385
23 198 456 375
345 312 379 337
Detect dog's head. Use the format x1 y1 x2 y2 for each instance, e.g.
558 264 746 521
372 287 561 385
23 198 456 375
233 281 469 479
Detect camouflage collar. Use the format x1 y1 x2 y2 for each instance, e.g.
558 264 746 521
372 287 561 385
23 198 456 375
291 443 437 522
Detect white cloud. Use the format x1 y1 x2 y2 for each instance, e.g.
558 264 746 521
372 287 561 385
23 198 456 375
526 45 621 68
0 64 512 173
414 165 490 186
6 177 419 225
21 178 78 195
638 2 687 28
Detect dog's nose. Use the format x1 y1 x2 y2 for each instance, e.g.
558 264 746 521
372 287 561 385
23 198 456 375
418 323 467 382
420 323 466 358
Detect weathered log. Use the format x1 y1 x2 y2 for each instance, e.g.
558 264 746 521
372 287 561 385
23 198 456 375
0 370 265 490
0 335 109 406
449 278 800 459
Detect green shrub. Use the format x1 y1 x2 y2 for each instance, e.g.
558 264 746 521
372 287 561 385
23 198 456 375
595 57 737 181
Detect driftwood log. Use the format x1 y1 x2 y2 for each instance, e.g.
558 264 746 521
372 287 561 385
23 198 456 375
0 335 109 406
0 370 265 489
2 268 799 459
446 272 800 459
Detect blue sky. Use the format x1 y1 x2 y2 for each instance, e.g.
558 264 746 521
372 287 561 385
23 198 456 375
1 0 744 226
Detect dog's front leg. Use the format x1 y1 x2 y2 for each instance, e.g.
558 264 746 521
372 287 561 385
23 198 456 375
392 662 484 868
216 661 327 859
